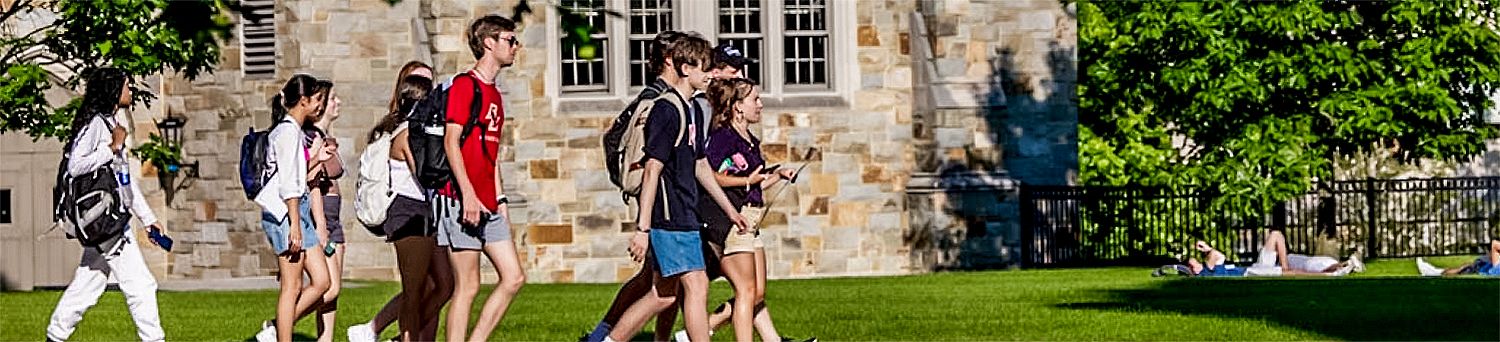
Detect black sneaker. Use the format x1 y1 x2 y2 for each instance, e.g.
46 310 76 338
781 336 817 342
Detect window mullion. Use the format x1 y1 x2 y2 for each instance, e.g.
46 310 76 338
610 0 630 97
764 0 785 98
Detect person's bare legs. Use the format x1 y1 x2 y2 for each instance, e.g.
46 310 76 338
393 236 435 342
608 281 678 341
655 298 679 341
466 241 526 342
420 246 454 341
317 243 346 342
679 271 711 342
446 249 482 342
751 248 780 340
275 252 308 342
369 249 448 339
296 248 334 319
721 252 757 342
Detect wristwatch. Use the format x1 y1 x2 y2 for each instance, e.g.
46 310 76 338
496 194 509 205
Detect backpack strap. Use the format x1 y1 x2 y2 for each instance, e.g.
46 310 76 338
456 72 489 157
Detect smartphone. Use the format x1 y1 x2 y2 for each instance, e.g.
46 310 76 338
148 228 174 252
759 164 782 174
323 241 339 256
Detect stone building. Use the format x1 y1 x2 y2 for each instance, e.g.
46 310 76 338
0 0 1079 288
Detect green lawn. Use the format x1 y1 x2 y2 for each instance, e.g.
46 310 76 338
1 256 1496 341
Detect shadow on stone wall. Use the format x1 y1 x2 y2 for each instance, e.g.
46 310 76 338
906 7 1078 271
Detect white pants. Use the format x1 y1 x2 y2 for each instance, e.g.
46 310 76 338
46 234 163 342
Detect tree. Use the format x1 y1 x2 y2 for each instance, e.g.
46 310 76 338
1079 0 1500 217
1 0 239 140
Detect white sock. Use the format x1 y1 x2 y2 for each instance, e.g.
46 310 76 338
603 337 617 342
674 330 690 342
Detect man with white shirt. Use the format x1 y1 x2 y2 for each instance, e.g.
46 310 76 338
46 67 170 342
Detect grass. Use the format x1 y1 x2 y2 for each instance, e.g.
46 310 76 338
0 256 1495 341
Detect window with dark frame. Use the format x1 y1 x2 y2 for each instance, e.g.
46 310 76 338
556 0 839 98
781 0 829 87
0 189 11 224
561 0 611 92
718 0 763 82
629 0 673 88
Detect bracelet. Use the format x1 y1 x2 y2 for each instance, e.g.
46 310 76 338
496 194 509 205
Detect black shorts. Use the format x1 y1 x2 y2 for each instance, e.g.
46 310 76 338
382 195 432 242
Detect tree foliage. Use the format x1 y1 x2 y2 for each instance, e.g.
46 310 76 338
0 0 236 140
1079 0 1500 216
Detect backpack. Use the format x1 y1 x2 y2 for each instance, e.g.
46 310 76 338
613 91 688 198
354 124 406 234
407 72 485 190
51 117 132 249
239 121 288 199
603 82 668 188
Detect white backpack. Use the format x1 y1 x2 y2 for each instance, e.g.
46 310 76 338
354 124 406 231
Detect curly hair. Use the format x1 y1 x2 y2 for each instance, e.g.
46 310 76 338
707 77 759 131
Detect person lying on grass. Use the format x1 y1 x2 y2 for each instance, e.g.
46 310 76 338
1159 231 1363 277
1416 238 1500 277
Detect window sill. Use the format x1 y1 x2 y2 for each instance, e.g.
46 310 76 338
554 93 849 115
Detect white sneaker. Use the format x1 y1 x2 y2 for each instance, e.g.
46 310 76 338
254 321 276 342
348 322 377 342
1331 263 1354 276
1348 251 1365 273
674 330 690 342
1416 257 1444 277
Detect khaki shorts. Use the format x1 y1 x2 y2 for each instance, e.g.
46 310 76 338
724 206 767 254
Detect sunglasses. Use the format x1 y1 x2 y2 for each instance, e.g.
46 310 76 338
496 34 521 48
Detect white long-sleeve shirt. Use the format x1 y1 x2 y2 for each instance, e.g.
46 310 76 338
66 115 158 226
251 118 308 219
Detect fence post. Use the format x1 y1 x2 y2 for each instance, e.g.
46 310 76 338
1364 178 1379 259
1019 185 1033 268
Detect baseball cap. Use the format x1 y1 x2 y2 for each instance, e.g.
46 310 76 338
712 43 752 70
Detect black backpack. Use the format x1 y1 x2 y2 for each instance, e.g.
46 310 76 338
602 81 669 188
239 120 291 199
52 119 132 248
408 72 486 190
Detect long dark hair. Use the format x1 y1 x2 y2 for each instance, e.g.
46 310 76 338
270 74 321 124
64 68 129 151
390 61 431 112
369 75 433 143
707 77 759 131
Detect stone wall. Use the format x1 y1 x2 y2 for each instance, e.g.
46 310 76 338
142 0 1076 282
905 0 1078 271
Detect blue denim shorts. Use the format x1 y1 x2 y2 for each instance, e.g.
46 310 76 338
649 229 706 278
261 194 319 255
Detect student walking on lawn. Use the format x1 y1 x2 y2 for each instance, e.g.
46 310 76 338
436 15 527 342
46 67 172 342
348 61 454 342
606 34 748 342
254 74 334 342
302 79 349 342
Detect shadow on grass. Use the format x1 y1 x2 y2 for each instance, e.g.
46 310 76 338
1060 277 1500 341
241 332 318 342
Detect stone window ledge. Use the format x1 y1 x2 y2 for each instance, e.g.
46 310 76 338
556 93 849 115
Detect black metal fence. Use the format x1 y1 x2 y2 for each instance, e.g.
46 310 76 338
1020 177 1500 267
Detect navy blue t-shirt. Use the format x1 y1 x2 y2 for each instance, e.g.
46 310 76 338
642 87 705 231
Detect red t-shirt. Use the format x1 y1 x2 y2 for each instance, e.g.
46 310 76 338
437 70 505 211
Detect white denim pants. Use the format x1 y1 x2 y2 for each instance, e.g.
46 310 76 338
46 233 163 341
